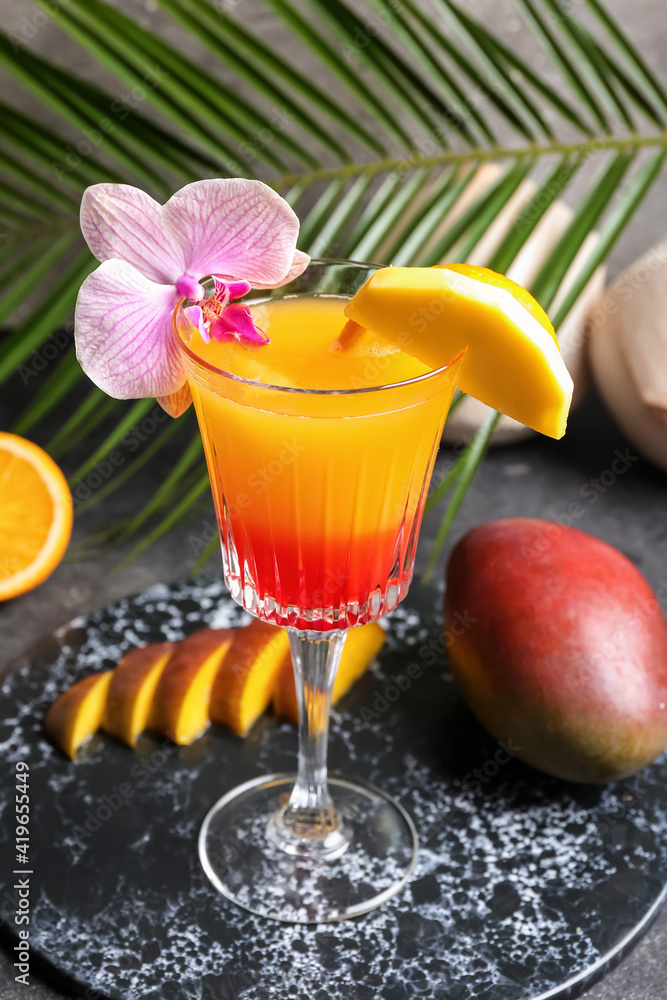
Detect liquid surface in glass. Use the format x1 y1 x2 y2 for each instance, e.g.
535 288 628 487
189 295 429 389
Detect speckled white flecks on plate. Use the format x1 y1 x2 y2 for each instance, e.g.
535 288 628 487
1 578 667 1000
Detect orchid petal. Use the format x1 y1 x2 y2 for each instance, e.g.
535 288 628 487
183 304 209 344
213 277 252 302
210 303 268 344
157 383 192 418
211 277 231 309
74 259 184 399
248 249 310 290
162 179 301 285
80 184 184 283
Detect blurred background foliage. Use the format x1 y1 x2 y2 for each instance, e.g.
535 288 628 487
0 0 665 572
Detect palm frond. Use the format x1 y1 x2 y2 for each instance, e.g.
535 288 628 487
160 0 386 157
1 0 665 573
115 433 203 543
68 398 157 485
582 0 667 118
12 348 81 437
0 251 95 383
551 146 667 327
263 0 415 147
73 418 184 517
0 233 77 328
47 389 116 458
423 410 501 581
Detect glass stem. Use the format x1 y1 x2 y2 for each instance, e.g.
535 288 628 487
268 629 350 859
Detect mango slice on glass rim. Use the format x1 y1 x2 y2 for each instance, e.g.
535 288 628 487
343 263 573 439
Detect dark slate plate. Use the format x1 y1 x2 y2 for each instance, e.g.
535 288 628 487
1 577 667 1000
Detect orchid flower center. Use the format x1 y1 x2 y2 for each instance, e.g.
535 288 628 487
200 289 231 324
182 277 267 346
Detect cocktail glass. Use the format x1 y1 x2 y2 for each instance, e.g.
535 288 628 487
174 260 462 923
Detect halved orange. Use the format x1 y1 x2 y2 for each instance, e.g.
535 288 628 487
343 263 573 439
0 433 73 601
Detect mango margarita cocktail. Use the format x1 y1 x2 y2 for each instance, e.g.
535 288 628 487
176 280 462 631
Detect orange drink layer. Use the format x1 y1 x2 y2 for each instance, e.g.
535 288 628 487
177 295 462 631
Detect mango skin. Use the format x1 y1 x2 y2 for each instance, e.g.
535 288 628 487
444 519 667 783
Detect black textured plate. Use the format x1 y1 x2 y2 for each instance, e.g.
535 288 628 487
1 577 667 1000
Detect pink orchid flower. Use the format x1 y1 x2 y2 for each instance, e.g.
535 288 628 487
74 179 309 417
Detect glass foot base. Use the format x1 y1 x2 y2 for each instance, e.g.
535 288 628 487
198 773 418 923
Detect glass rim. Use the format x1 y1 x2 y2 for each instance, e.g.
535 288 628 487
173 257 461 397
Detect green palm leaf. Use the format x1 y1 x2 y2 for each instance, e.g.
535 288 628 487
156 0 352 164
1 0 665 574
160 0 386 157
263 0 414 148
583 0 667 118
0 250 95 383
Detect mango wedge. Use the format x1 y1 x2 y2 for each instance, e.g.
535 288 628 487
273 622 385 723
344 264 573 439
45 617 386 757
150 629 233 745
45 671 113 759
102 642 174 747
210 619 290 736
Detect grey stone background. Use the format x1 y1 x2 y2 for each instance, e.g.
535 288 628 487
1 0 666 998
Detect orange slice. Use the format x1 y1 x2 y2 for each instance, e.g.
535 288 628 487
343 264 573 439
0 433 73 600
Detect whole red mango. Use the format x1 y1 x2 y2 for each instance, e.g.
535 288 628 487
444 518 667 783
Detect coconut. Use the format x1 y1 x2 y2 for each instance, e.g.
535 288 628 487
588 240 667 471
